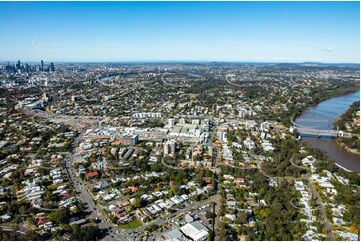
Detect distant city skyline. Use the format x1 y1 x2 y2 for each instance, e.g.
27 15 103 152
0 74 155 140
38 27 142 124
0 1 359 63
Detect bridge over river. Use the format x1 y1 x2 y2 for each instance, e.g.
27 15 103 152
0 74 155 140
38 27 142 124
292 127 352 138
290 115 353 139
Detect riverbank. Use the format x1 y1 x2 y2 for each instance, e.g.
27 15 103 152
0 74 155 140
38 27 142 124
336 139 360 155
333 101 360 154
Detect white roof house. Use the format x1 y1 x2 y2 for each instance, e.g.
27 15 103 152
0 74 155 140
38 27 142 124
336 231 359 241
295 181 305 191
180 221 209 241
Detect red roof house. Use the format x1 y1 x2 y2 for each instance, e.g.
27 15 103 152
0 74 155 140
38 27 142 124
85 171 99 179
128 186 138 193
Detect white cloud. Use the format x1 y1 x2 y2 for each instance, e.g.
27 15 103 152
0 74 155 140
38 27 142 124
323 47 334 53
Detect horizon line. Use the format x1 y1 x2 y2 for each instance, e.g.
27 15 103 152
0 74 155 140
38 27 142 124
0 59 360 65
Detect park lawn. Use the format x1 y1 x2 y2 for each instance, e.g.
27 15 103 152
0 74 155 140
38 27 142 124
188 93 199 100
118 219 143 229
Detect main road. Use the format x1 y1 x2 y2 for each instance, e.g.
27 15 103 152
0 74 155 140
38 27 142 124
23 108 130 240
307 182 335 240
64 134 132 241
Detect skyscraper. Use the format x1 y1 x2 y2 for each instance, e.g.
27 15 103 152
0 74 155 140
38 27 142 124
50 62 55 72
164 140 176 157
164 142 169 156
41 60 44 71
16 60 21 70
168 118 175 128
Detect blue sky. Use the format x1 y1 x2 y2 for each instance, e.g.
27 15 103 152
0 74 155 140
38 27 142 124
0 1 359 63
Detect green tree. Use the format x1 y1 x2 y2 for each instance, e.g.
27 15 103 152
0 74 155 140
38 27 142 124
71 225 100 240
48 207 69 224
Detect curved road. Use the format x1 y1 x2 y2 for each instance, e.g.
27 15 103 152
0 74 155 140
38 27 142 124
161 158 188 170
258 154 335 240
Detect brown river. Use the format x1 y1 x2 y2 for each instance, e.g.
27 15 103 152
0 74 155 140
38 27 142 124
295 91 360 173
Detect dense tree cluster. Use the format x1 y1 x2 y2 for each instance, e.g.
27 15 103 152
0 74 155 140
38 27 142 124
334 101 360 152
70 225 100 241
262 138 306 178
